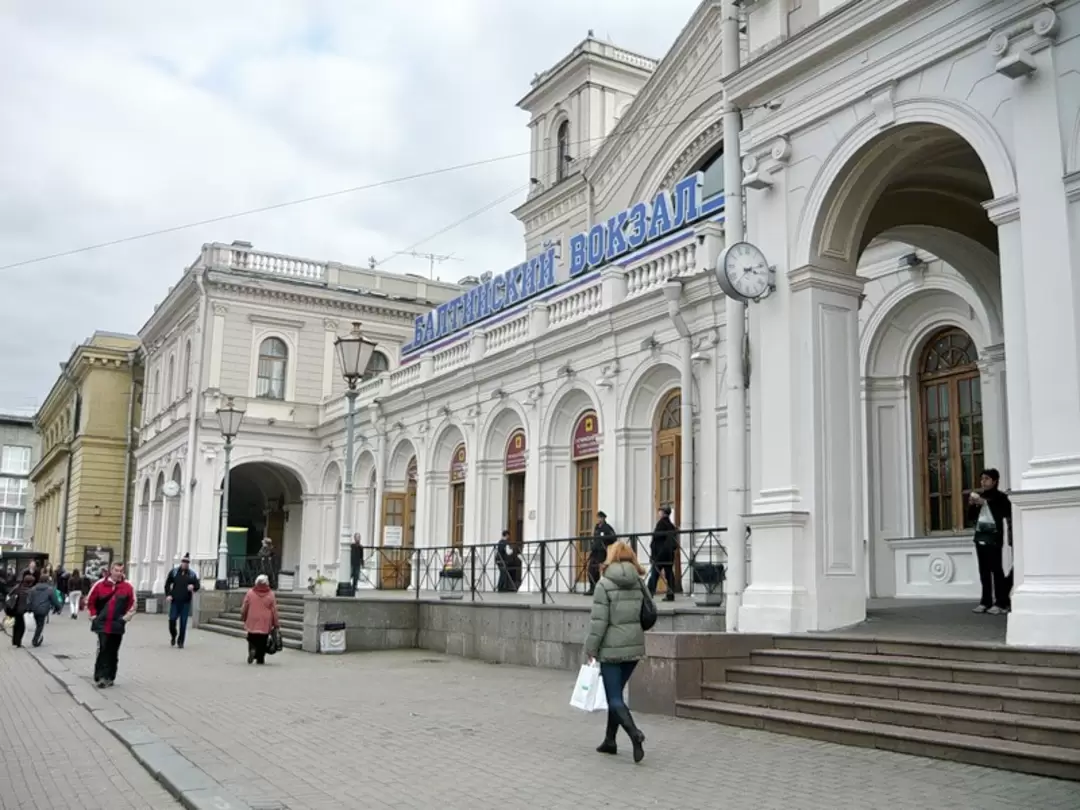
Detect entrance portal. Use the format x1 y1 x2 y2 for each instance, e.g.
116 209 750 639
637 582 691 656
572 410 600 586
226 461 305 587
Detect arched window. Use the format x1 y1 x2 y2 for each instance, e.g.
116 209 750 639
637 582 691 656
556 120 571 182
698 148 725 200
363 350 390 381
183 340 192 392
256 337 288 400
918 328 983 533
150 370 160 417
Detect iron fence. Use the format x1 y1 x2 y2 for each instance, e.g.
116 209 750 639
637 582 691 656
349 527 726 604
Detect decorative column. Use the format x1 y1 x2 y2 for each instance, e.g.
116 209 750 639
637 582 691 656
741 265 867 633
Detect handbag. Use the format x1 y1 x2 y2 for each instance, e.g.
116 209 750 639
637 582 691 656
639 579 658 631
266 626 282 656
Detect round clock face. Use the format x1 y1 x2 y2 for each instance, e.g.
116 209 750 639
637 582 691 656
719 241 770 301
163 480 181 498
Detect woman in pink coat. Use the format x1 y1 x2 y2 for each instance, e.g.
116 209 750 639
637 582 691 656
240 574 279 665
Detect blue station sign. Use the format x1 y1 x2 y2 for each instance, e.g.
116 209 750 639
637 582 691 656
406 170 719 357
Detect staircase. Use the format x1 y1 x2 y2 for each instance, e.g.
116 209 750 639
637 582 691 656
201 591 305 651
677 635 1080 780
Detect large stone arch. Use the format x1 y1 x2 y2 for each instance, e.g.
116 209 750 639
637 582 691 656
541 381 603 448
225 451 314 497
226 459 307 579
430 422 467 474
354 449 377 487
620 357 686 428
386 437 418 485
321 461 342 495
480 403 528 462
632 95 725 203
795 99 1016 274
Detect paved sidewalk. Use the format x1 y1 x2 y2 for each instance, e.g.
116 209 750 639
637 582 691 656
27 616 1080 810
0 638 180 810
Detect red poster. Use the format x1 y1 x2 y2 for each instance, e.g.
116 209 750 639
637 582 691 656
505 429 527 473
450 443 467 483
572 410 600 460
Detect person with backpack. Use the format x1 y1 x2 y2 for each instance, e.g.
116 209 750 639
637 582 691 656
28 574 61 647
164 553 200 649
3 571 34 647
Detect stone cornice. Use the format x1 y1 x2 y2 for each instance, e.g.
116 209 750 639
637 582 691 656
139 270 199 345
983 193 1020 226
512 175 587 232
208 275 423 324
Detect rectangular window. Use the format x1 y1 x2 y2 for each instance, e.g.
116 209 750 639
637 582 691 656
450 483 465 548
0 510 25 542
0 477 27 508
0 446 31 475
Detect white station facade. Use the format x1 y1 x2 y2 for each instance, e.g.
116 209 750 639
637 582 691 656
128 0 1080 649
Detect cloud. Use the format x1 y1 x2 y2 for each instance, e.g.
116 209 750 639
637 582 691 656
0 0 701 411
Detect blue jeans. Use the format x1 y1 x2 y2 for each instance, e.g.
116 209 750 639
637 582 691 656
169 600 191 645
599 661 638 710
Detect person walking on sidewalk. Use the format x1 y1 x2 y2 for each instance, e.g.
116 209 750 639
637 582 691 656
87 562 135 688
164 553 200 648
349 534 365 593
28 574 61 647
241 574 279 665
647 506 679 601
66 569 84 619
584 540 651 764
3 572 34 647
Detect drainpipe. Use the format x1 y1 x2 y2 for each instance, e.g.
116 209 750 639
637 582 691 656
663 282 695 538
179 268 209 563
119 349 138 564
722 0 747 632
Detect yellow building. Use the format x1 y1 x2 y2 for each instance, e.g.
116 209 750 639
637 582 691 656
31 332 143 572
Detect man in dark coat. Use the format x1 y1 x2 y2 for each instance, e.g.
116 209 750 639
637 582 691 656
165 553 201 649
968 468 1013 614
350 534 365 592
648 506 679 601
586 511 617 596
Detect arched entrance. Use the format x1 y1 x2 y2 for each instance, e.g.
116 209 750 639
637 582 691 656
380 440 417 590
572 410 600 585
226 461 305 587
743 119 1009 635
505 430 527 548
653 389 682 593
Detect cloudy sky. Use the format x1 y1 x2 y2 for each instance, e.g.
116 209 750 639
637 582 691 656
0 0 702 412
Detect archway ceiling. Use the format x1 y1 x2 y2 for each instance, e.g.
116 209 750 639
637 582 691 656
229 462 303 503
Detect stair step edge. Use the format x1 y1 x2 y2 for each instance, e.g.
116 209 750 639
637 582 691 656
726 666 1080 704
778 634 1080 658
677 700 1080 764
753 649 1080 679
701 682 1080 732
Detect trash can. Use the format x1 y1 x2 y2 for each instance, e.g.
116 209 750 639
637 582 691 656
319 621 346 654
438 569 464 600
144 597 159 615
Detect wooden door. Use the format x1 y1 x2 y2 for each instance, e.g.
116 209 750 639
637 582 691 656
380 493 410 590
507 474 526 549
654 431 683 592
574 459 598 584
450 483 465 549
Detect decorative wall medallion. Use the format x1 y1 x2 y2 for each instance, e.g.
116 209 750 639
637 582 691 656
926 553 954 584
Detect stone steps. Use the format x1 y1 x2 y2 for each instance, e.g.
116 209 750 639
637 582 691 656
200 592 307 650
200 622 303 651
676 636 1080 780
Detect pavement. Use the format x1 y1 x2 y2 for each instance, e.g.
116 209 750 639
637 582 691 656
0 620 180 810
7 614 1080 810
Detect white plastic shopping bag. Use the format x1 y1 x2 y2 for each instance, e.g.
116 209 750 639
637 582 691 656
570 662 608 712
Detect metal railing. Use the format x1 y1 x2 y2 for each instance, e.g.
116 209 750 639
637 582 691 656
349 527 726 605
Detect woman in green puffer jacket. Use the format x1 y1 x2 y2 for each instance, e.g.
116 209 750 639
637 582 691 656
584 539 652 763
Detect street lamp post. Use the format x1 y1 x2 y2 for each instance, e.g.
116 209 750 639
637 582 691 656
335 322 377 597
215 396 246 591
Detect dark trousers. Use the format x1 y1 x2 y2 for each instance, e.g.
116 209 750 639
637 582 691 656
10 613 25 647
647 564 676 597
168 600 191 645
247 632 268 664
976 542 1010 609
599 660 639 710
350 565 361 591
32 612 47 646
586 559 603 593
94 633 123 682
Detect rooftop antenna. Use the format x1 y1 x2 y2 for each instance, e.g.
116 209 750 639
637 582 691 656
397 251 464 280
367 256 377 269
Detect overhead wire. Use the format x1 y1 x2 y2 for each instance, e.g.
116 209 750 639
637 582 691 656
0 74 725 273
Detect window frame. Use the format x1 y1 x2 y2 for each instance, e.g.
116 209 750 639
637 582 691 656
0 509 25 542
556 120 571 182
0 446 32 476
362 350 390 381
0 477 28 508
255 336 289 401
916 328 983 534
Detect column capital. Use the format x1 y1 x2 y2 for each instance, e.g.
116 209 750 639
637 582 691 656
787 264 865 297
983 194 1019 226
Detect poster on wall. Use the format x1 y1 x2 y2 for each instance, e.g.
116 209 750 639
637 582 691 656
505 430 527 473
383 526 404 548
573 411 600 459
82 546 113 581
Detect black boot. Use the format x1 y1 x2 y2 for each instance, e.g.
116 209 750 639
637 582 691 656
169 620 177 647
612 705 645 763
596 710 619 755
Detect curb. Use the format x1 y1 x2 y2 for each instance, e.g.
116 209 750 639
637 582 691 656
27 647 254 810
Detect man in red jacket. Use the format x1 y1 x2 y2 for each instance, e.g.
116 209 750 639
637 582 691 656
87 562 136 688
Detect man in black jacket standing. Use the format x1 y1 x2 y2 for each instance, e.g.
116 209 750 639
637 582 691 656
648 506 679 601
165 553 200 649
968 468 1013 615
350 534 365 593
586 511 617 595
